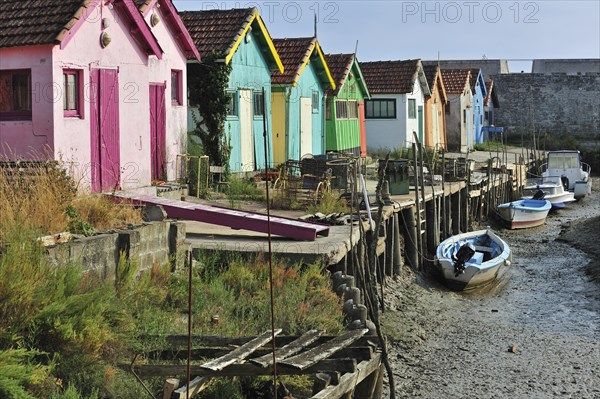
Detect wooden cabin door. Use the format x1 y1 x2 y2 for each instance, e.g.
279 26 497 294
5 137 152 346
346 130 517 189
358 101 367 157
300 97 312 157
90 69 120 192
239 89 254 171
271 92 286 165
149 83 167 181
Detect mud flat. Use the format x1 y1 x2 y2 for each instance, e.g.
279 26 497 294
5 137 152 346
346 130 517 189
381 178 600 399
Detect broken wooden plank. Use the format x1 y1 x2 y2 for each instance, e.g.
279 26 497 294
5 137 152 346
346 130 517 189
250 329 324 368
155 334 378 348
310 352 382 399
279 329 368 370
200 329 282 371
125 358 357 378
171 376 209 399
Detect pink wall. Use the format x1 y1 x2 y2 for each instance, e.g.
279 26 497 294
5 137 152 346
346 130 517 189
0 45 54 158
1 1 190 190
143 4 189 182
52 2 150 190
50 1 189 190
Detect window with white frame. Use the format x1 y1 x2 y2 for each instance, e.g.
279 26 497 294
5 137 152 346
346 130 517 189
335 99 348 119
347 100 358 119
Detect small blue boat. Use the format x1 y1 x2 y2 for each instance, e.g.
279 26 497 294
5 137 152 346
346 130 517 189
497 199 552 229
435 229 512 291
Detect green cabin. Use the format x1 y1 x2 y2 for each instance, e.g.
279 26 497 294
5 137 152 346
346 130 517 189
324 53 370 156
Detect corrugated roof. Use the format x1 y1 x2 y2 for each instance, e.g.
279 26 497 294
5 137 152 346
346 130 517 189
440 69 471 94
360 59 421 94
0 0 90 48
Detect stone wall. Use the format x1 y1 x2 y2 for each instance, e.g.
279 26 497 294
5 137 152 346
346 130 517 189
46 221 187 280
532 59 600 75
489 73 600 139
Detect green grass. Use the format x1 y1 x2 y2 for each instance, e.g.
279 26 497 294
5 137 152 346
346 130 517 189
227 177 265 208
473 141 505 152
0 223 342 397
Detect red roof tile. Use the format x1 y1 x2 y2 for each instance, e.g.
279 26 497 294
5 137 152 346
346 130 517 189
440 69 471 94
271 37 318 85
484 79 497 107
179 8 255 57
360 59 421 94
324 53 354 95
421 62 440 91
0 0 88 48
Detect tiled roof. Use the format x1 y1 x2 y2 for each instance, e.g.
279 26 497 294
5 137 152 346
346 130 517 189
271 37 318 84
360 59 421 94
440 69 471 94
422 62 439 91
0 0 89 48
179 8 255 57
325 53 354 95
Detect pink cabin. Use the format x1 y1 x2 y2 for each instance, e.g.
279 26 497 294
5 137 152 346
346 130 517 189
0 0 199 192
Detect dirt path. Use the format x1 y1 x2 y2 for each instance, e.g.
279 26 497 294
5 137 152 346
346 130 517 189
381 178 600 399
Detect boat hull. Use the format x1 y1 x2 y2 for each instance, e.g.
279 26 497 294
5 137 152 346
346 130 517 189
522 178 575 206
435 229 511 291
497 200 552 229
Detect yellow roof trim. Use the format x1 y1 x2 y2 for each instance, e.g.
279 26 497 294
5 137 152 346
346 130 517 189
224 10 284 73
224 13 255 65
293 39 336 90
254 14 284 73
313 41 336 90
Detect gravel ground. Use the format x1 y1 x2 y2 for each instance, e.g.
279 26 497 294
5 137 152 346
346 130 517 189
381 178 600 399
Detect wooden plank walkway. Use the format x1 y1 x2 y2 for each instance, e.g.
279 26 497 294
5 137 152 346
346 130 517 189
125 329 381 399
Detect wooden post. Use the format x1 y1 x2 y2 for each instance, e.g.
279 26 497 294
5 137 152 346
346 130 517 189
392 214 402 276
163 378 179 399
401 207 418 271
412 142 423 270
451 191 460 235
385 217 394 277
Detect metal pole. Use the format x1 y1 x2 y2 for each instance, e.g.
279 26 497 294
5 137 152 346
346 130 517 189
186 250 192 399
262 87 277 397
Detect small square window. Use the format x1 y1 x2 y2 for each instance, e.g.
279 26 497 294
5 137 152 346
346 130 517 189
408 99 416 119
63 69 83 118
171 70 183 105
312 91 319 113
0 69 32 121
253 91 264 116
227 91 238 117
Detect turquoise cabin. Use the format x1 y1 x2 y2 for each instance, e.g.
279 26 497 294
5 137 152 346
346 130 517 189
181 8 283 172
271 37 336 164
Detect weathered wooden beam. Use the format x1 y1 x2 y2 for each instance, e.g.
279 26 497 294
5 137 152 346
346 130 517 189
171 376 209 399
124 358 357 378
162 378 179 399
310 352 382 399
250 329 324 367
200 329 281 371
152 335 379 348
280 329 368 370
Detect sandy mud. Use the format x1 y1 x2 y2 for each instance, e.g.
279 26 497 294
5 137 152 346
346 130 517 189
381 178 600 399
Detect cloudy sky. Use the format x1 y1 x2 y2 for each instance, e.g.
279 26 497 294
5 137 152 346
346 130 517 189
174 1 600 73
